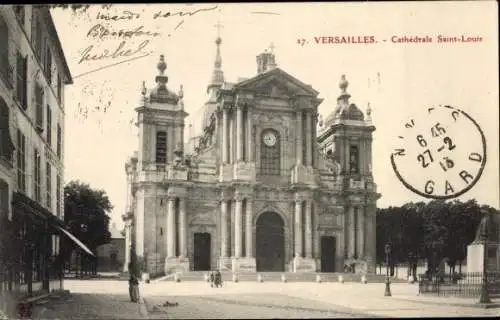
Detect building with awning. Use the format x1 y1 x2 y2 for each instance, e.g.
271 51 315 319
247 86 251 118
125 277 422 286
0 6 88 311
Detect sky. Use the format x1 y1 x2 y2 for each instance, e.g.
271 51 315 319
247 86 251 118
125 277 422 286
50 2 499 230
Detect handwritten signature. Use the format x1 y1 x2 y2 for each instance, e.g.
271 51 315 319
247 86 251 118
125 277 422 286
87 24 161 39
94 5 218 21
74 5 219 77
78 40 151 64
152 5 218 19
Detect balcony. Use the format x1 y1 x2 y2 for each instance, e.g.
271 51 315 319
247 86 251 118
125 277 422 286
233 162 256 182
291 164 316 186
256 168 291 186
135 164 189 183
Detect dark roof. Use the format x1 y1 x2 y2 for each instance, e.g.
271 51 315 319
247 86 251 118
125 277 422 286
40 7 73 84
339 104 364 121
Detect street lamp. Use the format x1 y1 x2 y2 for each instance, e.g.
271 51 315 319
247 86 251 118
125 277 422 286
479 211 491 304
384 243 392 297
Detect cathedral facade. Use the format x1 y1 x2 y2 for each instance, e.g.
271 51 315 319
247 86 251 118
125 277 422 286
122 35 380 276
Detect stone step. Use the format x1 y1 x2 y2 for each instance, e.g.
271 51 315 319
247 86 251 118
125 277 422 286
161 271 405 283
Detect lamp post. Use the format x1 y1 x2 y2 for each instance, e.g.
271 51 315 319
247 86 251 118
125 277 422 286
479 212 491 304
79 223 88 277
384 243 392 297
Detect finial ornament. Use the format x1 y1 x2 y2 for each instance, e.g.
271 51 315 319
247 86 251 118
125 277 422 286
339 74 348 93
157 55 167 75
269 42 275 53
141 81 146 95
367 102 372 116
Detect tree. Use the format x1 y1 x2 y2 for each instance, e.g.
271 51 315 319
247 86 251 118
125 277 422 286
61 180 113 263
376 199 498 277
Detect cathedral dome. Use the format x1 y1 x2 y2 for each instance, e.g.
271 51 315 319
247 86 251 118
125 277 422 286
149 86 179 104
339 103 365 121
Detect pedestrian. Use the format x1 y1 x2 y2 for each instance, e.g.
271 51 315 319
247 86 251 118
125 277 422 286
129 274 139 302
215 270 223 288
128 262 139 303
210 271 214 288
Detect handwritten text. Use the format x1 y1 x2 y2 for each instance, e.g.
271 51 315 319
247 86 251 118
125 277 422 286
87 24 161 39
79 40 151 64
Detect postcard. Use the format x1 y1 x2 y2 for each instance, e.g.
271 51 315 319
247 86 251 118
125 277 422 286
0 2 498 319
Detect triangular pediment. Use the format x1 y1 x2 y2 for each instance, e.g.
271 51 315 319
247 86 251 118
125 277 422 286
234 68 319 97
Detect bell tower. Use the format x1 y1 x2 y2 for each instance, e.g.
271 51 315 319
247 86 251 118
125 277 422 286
136 55 189 173
317 75 379 272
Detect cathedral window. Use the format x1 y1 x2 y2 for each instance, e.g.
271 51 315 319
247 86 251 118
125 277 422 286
156 131 167 169
349 145 359 173
260 129 280 176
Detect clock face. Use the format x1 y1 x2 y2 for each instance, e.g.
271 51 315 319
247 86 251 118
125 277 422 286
263 132 277 147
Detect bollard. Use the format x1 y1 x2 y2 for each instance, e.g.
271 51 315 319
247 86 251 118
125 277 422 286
257 274 263 283
316 275 322 283
174 272 181 283
233 273 239 283
407 275 415 284
338 275 344 283
361 275 367 284
281 273 287 283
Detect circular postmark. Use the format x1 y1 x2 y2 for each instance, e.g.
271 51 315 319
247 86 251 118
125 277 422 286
390 105 487 199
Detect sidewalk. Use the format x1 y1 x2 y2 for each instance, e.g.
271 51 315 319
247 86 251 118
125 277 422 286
32 292 148 319
284 283 500 317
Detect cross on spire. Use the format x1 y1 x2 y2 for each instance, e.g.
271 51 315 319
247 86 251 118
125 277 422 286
214 20 224 38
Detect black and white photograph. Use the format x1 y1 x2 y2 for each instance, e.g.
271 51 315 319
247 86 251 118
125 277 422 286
0 2 499 319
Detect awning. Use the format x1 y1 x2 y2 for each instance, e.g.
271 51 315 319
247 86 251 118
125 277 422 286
57 226 95 257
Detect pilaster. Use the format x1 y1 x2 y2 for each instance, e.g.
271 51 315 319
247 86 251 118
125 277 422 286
222 108 228 163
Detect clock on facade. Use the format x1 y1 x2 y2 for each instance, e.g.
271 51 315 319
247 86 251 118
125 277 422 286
263 131 277 147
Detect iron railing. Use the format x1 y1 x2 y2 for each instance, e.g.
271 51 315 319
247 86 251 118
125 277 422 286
418 272 500 297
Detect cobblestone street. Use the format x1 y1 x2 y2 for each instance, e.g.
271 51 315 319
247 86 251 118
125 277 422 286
142 280 500 319
29 280 147 320
26 279 499 319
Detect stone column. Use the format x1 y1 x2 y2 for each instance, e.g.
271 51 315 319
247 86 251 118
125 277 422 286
294 200 303 257
222 109 228 163
246 107 253 162
365 205 377 272
305 200 313 258
296 111 303 165
220 199 228 258
236 105 243 161
348 206 356 258
367 138 373 176
229 111 234 163
306 111 312 166
123 221 131 272
357 206 365 258
312 113 318 168
179 198 187 258
180 124 185 152
234 197 243 258
245 199 253 257
345 138 350 173
166 197 176 258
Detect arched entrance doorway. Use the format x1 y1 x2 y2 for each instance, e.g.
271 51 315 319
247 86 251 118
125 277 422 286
256 212 285 272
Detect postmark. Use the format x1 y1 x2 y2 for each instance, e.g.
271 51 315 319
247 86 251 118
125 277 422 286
390 105 487 199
